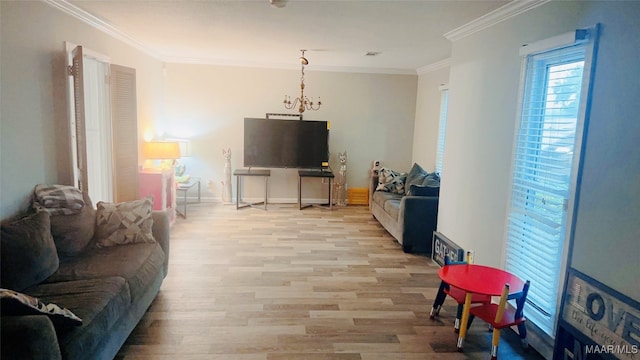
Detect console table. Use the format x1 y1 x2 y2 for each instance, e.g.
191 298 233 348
233 169 270 210
139 169 176 225
298 169 334 210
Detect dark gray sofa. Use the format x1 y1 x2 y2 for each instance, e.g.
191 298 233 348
1 193 170 360
369 163 439 253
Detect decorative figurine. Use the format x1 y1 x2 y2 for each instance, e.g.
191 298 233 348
221 148 232 204
334 151 348 206
371 160 381 176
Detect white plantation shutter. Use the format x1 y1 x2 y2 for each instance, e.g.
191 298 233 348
71 46 88 194
110 64 139 202
504 26 599 335
66 44 138 203
436 86 448 175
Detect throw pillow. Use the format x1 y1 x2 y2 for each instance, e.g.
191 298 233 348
376 167 407 195
95 198 155 248
409 184 440 197
422 172 441 187
0 211 59 291
49 192 96 257
0 288 82 328
405 163 429 195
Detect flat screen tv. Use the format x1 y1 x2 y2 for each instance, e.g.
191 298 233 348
244 118 329 169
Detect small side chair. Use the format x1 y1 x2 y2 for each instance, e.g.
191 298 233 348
430 253 492 332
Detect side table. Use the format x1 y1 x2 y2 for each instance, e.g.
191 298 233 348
298 169 335 210
233 169 270 210
176 178 201 218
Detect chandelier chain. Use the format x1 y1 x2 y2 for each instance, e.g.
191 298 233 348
283 50 322 114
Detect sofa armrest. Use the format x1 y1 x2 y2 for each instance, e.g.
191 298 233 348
369 174 379 210
1 315 62 360
398 196 439 253
152 210 171 277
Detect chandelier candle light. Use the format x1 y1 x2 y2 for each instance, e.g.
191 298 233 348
283 50 322 114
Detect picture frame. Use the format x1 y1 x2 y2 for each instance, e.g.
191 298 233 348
431 231 465 267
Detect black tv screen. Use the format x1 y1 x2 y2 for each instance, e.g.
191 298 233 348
244 118 329 169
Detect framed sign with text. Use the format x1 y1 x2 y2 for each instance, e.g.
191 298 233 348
431 231 465 267
554 268 639 360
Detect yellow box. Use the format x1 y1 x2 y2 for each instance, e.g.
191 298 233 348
347 187 369 205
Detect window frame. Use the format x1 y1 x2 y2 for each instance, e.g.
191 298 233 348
435 84 449 176
502 25 600 336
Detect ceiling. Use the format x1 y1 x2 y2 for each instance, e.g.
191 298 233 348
61 0 511 74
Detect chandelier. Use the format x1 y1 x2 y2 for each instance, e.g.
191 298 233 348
283 50 322 113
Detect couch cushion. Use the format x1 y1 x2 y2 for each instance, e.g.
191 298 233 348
372 191 402 208
1 314 62 360
45 242 165 303
95 198 155 248
382 198 401 221
1 211 59 291
50 193 96 257
23 277 131 360
0 288 82 329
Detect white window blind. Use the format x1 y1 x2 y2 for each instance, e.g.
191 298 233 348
436 86 448 175
505 26 598 335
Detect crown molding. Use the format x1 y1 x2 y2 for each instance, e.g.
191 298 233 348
417 58 452 75
44 0 425 76
43 0 163 59
444 0 552 42
161 55 418 75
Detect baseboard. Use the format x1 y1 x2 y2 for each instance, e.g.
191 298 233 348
521 320 555 360
183 196 336 205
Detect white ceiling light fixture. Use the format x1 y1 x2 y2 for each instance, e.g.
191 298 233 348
270 0 286 9
283 50 322 114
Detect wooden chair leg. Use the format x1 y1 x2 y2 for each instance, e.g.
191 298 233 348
517 323 528 349
430 282 449 320
456 293 473 352
429 305 441 319
490 328 501 360
454 306 477 333
453 304 460 332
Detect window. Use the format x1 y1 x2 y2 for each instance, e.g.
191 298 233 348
504 26 599 335
435 85 448 175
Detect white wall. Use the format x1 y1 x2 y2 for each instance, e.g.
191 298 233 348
0 1 164 218
438 0 639 298
568 3 640 301
160 63 418 201
429 1 640 355
438 0 592 266
412 67 449 171
1 1 418 215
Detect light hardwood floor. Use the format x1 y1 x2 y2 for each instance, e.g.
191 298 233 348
116 203 545 360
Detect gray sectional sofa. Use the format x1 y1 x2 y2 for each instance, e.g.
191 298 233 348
369 163 440 254
1 189 170 360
